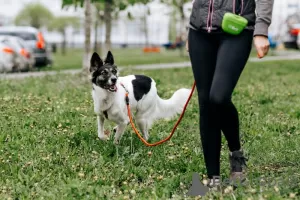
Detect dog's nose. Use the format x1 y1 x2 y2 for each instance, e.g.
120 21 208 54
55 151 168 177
111 78 117 84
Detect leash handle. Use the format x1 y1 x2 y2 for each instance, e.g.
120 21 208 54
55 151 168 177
125 81 196 147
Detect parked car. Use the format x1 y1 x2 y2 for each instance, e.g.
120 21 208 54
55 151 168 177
297 32 300 49
0 35 33 72
0 26 53 67
283 23 300 49
2 35 35 71
0 40 17 73
282 13 300 50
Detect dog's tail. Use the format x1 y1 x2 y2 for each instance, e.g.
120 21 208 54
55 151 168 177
154 88 192 120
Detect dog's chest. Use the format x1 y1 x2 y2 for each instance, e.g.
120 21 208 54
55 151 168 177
95 97 112 111
93 92 124 122
95 98 116 119
101 104 125 123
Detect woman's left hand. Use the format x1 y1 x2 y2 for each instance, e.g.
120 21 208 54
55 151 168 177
254 35 270 58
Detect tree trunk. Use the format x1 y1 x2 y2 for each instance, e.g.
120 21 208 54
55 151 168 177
104 0 113 52
142 9 149 47
71 32 75 49
62 30 67 55
99 21 103 56
168 8 177 42
179 5 185 57
83 0 92 75
94 16 98 53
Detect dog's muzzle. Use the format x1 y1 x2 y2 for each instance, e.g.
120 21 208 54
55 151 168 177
103 84 117 92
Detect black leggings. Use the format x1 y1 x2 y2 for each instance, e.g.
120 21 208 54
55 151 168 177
188 28 253 178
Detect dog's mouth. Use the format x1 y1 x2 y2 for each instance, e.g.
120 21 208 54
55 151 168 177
103 84 117 92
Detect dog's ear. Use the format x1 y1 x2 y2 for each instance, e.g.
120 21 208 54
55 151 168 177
90 52 103 72
104 51 114 65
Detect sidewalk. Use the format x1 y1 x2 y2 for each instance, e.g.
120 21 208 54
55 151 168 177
1 53 300 80
0 69 82 80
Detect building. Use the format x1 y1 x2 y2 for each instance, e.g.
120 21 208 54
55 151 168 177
0 15 12 26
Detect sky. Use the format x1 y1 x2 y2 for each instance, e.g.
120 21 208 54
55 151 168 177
0 0 83 18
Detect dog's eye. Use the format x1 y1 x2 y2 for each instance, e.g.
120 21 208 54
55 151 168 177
101 71 108 75
112 69 117 74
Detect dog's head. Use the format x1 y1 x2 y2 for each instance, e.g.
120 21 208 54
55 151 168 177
90 51 119 92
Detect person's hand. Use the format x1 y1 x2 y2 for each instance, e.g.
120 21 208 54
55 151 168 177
254 35 270 58
186 40 189 52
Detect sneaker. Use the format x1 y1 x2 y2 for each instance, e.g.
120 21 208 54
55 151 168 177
229 150 248 188
204 176 221 191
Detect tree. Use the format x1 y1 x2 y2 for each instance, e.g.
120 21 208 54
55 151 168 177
161 0 189 36
104 0 113 52
93 3 105 54
131 2 151 46
49 16 80 55
15 3 54 28
160 0 190 56
61 0 151 72
62 0 92 74
168 7 178 43
83 0 93 75
88 0 143 53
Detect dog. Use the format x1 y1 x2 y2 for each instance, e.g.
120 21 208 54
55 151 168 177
90 51 192 144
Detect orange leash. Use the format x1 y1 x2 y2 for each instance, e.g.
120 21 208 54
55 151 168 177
122 81 196 147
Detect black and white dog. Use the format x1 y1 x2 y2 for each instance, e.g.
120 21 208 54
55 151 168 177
90 51 191 144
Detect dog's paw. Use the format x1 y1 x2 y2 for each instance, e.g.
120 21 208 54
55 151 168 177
143 134 149 141
98 134 109 141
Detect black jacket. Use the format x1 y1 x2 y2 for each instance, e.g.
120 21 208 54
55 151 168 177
189 0 274 36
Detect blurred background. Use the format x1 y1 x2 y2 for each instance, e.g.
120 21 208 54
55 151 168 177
0 0 299 73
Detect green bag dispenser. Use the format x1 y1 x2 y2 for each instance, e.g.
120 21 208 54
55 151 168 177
221 12 248 35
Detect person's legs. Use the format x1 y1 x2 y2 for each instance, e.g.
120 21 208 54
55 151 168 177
188 29 222 178
208 30 253 184
209 30 254 152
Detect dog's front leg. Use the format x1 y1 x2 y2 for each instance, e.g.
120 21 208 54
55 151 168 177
97 115 108 140
113 122 127 145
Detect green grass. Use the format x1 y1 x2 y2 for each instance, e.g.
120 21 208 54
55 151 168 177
44 47 277 72
47 48 190 71
0 60 300 199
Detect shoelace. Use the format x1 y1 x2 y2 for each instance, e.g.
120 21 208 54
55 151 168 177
239 156 248 167
206 178 221 188
231 155 248 171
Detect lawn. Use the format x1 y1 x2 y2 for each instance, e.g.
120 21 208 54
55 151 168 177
44 47 271 71
47 47 190 71
0 60 300 199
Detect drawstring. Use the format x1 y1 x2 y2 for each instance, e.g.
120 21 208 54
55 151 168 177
241 0 244 15
233 0 235 13
233 0 244 15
